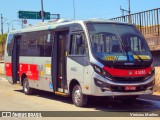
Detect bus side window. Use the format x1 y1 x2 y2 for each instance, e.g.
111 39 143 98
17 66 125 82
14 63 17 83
37 31 45 56
37 31 53 57
44 32 53 56
28 33 38 56
19 34 28 56
70 33 87 55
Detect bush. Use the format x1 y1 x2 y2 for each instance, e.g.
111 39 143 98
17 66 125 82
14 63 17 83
0 34 7 43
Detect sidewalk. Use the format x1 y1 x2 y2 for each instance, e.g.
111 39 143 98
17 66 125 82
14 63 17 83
153 91 160 96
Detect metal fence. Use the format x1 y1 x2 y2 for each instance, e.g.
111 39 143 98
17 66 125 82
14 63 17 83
111 8 160 35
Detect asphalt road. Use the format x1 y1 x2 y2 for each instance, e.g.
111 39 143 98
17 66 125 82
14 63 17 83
0 76 160 120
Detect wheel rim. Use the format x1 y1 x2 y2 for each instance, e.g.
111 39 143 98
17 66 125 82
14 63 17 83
74 88 81 104
24 80 28 92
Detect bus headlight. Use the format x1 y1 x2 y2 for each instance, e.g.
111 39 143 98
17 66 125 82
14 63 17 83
94 66 101 73
93 65 112 80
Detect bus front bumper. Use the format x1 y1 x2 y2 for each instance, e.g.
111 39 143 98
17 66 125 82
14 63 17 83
90 72 155 96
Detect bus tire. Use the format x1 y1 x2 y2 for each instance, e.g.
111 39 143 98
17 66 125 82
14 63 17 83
72 85 88 107
23 78 33 95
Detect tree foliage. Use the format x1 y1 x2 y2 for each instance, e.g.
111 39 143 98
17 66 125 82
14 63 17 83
0 34 7 43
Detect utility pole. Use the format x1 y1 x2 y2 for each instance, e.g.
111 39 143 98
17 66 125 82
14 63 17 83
41 0 44 22
1 14 3 35
73 0 76 20
21 19 23 29
120 0 132 23
128 0 132 23
120 6 127 16
128 0 131 15
7 23 9 33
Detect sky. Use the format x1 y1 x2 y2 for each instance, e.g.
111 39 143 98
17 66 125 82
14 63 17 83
0 0 160 33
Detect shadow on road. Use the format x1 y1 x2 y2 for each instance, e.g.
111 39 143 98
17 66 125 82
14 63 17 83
14 89 73 105
87 96 160 112
140 94 160 101
14 89 160 112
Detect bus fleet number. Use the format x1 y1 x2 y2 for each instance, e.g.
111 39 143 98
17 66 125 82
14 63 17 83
135 70 146 75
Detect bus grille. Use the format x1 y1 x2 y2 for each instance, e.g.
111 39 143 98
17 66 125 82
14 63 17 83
113 77 145 83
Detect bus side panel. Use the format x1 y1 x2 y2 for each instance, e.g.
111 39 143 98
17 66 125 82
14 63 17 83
19 57 34 88
33 57 53 92
67 57 92 94
67 57 84 81
4 57 13 84
18 57 45 91
83 65 94 95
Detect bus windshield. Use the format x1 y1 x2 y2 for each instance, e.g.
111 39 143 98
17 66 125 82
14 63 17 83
86 23 152 62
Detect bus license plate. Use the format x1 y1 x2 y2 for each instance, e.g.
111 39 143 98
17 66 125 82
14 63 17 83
125 86 136 91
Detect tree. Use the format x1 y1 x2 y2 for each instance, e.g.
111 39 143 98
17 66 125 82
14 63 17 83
0 34 7 57
0 34 7 43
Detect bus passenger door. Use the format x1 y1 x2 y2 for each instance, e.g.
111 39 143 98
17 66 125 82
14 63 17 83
51 30 69 92
11 35 20 84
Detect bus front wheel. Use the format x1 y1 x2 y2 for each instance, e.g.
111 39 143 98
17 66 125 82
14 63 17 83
23 78 33 95
72 85 88 107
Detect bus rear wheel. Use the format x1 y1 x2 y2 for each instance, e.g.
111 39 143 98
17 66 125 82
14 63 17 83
23 78 33 95
72 85 88 107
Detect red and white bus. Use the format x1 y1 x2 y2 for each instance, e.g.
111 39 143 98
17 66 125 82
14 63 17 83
4 19 155 107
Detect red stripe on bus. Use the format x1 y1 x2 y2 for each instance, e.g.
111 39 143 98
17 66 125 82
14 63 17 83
5 63 12 76
103 66 152 77
5 63 39 80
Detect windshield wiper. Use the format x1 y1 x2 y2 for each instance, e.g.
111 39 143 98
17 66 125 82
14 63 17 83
113 24 129 62
129 48 144 65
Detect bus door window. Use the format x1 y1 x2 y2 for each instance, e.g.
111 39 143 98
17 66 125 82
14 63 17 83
57 31 68 89
7 34 14 56
58 35 63 88
12 35 21 83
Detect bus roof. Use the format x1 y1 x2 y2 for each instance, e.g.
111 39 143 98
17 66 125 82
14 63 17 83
9 19 131 34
